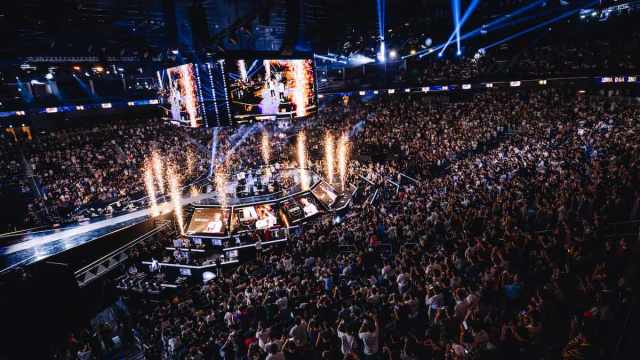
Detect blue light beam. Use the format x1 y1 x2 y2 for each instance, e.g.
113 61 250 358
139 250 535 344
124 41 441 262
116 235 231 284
418 0 563 59
440 0 492 56
453 0 461 55
376 0 386 63
483 0 598 51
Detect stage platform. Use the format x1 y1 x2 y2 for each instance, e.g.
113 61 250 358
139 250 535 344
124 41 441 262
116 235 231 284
0 169 351 274
0 191 217 274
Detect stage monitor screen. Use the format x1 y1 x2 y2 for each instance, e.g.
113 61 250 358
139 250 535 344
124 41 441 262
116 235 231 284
226 59 317 122
157 63 204 127
232 204 279 232
311 182 338 208
186 208 230 235
296 195 321 219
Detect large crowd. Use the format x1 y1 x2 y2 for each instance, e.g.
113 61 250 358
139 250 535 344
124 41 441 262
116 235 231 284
4 117 211 227
0 3 635 360
49 85 639 360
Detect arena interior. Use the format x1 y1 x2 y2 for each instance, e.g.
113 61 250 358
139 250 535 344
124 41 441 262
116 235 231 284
0 1 639 359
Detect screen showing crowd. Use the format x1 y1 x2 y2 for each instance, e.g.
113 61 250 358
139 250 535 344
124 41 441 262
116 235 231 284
226 59 317 121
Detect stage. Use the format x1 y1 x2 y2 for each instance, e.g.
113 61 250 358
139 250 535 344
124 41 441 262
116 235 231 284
0 169 351 274
0 191 217 274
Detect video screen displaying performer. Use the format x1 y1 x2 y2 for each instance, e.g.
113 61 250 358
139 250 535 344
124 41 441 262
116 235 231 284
226 59 317 121
297 195 321 218
157 63 203 127
311 182 338 208
232 204 279 232
186 208 229 235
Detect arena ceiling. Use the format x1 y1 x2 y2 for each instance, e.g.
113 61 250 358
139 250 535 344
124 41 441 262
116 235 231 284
0 0 456 59
0 0 582 60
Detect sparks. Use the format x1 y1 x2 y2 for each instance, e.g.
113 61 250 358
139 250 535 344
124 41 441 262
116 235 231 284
151 151 165 194
166 165 185 235
186 148 196 177
325 131 335 184
292 60 308 117
144 162 160 217
338 132 350 192
214 165 228 209
167 64 200 128
297 131 309 190
261 130 270 166
238 59 247 82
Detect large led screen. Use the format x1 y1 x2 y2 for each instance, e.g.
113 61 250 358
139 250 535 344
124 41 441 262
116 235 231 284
158 63 203 127
186 208 230 235
226 59 317 121
231 204 280 232
311 182 338 208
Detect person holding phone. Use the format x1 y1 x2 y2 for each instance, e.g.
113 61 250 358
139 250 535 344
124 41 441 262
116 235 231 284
359 313 380 359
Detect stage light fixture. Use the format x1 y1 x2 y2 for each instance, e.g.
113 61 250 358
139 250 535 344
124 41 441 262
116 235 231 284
410 49 416 55
45 73 53 80
389 50 397 59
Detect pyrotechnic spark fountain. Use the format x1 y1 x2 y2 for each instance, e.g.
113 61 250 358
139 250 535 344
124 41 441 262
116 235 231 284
297 131 309 190
144 163 160 217
338 133 350 192
261 130 271 166
186 148 196 177
166 165 185 235
214 166 228 208
264 60 271 81
325 131 335 184
176 64 199 127
292 60 308 117
151 151 165 194
238 59 247 82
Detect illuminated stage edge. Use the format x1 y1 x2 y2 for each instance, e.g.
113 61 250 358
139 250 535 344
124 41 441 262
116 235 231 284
185 170 352 241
